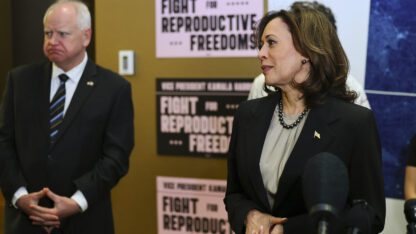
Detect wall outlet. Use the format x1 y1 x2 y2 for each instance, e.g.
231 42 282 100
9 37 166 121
118 50 135 76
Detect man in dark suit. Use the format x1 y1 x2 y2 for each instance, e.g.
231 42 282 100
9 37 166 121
0 1 134 233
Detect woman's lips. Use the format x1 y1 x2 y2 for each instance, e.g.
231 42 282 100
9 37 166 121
261 65 273 74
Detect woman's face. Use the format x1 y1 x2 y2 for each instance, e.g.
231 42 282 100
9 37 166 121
258 17 309 90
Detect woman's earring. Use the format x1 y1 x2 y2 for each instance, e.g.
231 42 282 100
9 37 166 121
301 59 308 65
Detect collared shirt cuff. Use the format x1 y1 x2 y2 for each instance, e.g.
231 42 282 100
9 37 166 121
71 190 88 212
12 187 29 208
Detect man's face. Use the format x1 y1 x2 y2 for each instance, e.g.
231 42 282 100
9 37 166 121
43 4 91 71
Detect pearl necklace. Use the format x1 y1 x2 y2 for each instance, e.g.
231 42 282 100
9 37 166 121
278 99 309 129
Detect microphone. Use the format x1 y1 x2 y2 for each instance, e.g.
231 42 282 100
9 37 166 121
404 199 416 234
344 200 371 234
302 152 349 234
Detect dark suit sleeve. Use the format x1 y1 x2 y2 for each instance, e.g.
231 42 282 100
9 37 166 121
73 81 134 207
224 108 263 234
0 72 27 201
348 110 385 233
407 135 416 166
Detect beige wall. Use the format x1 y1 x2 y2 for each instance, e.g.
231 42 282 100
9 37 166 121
95 1 264 233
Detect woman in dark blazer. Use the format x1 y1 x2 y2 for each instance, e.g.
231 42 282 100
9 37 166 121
224 4 385 234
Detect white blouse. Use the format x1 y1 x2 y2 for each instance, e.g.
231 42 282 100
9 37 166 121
259 105 309 208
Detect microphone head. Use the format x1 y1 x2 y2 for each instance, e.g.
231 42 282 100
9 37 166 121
404 199 416 223
302 152 349 217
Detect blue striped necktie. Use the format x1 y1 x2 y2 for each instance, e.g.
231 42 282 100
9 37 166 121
49 74 69 144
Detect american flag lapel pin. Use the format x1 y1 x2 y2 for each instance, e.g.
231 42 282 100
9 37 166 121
86 81 94 86
314 130 321 140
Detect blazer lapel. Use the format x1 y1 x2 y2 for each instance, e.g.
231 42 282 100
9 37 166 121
50 60 98 149
245 94 279 211
37 62 53 141
272 99 338 210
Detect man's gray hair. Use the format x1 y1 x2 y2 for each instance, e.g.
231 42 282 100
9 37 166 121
43 0 91 30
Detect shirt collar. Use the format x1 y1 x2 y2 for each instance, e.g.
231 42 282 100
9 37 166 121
51 52 88 83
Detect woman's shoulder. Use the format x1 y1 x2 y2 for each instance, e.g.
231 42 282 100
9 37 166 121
326 96 374 122
238 92 278 111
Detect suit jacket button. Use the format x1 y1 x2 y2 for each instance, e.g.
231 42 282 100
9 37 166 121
48 155 52 160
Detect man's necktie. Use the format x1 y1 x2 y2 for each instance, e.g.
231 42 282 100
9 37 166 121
49 74 69 144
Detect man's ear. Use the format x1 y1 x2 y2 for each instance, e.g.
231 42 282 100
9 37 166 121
82 28 92 47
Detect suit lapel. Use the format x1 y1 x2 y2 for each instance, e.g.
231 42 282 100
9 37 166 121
245 94 279 211
50 60 98 149
37 62 53 140
272 99 338 210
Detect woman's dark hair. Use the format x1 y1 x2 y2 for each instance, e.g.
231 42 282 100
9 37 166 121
256 3 357 107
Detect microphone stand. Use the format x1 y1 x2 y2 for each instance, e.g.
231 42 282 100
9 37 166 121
317 218 329 234
310 204 336 234
347 228 361 234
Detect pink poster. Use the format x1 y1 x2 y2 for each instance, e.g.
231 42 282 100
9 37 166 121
156 0 264 58
157 176 233 233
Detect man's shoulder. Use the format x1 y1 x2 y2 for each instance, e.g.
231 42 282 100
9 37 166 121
94 63 130 86
6 61 50 87
10 61 48 77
